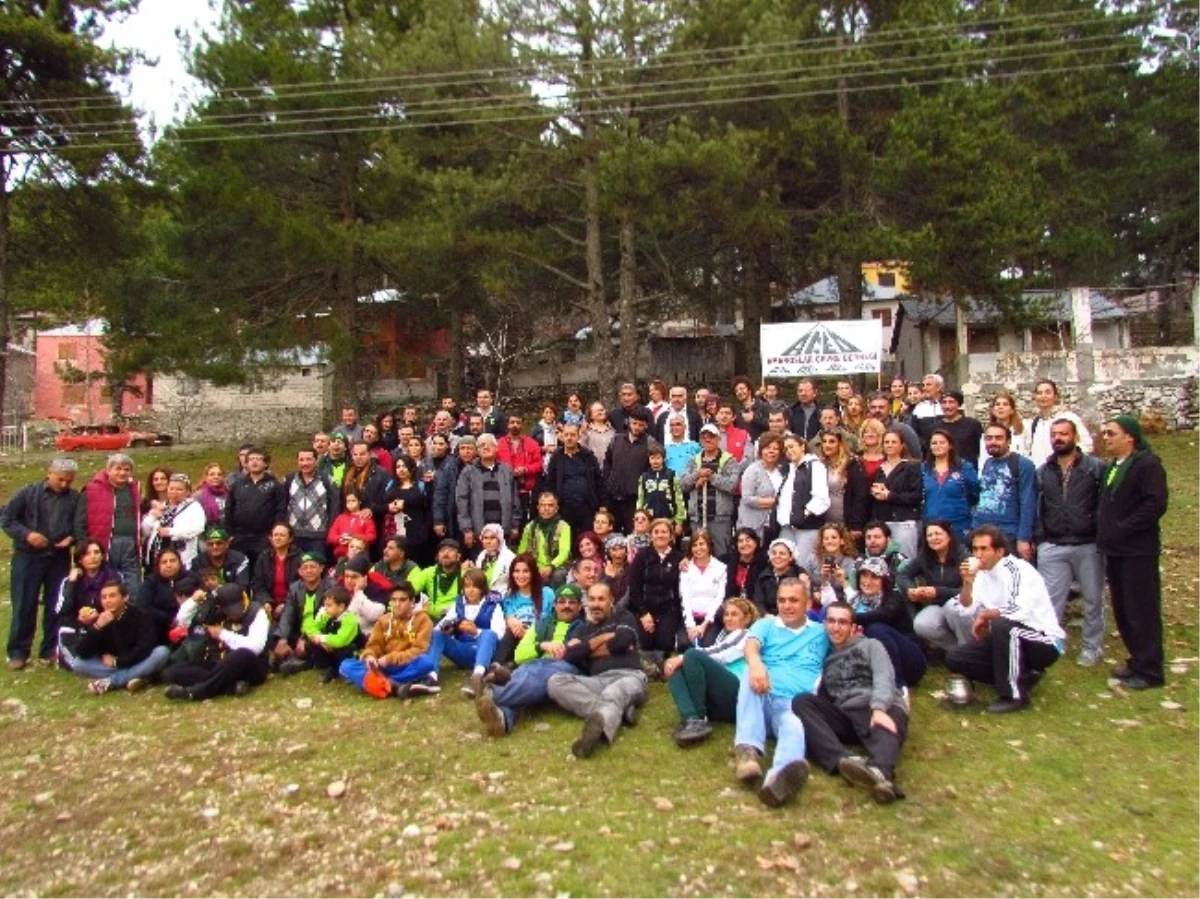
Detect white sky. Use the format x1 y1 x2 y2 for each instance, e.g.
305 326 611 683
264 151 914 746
104 0 220 130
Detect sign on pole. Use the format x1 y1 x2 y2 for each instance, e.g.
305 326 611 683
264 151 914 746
760 320 883 377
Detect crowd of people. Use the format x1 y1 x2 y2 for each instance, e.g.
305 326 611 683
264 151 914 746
1 374 1170 808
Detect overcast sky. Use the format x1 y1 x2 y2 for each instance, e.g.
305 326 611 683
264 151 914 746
105 0 219 129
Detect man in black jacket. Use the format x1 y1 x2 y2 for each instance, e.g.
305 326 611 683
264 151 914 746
61 580 169 694
604 406 652 532
1097 416 1169 689
1035 419 1106 667
223 447 283 571
542 424 603 539
342 440 391 554
653 385 703 443
189 527 251 587
608 383 647 435
788 380 823 442
547 582 648 758
1 457 80 668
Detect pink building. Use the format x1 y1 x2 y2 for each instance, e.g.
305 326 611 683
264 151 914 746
34 320 149 422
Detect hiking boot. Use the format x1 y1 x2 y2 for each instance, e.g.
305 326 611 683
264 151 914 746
125 678 148 694
734 745 764 784
1110 663 1134 680
758 759 810 808
408 675 441 696
571 712 607 759
839 756 888 796
164 684 196 701
986 697 1030 714
1117 675 1163 690
87 678 112 695
6 658 26 671
475 688 508 738
461 671 484 698
232 680 252 696
278 657 309 677
486 662 512 687
675 718 713 747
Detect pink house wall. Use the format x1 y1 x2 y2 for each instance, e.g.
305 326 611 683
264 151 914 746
33 334 149 422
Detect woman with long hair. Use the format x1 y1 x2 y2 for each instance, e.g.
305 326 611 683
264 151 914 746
775 435 830 567
384 455 429 564
802 523 859 611
628 518 684 656
843 394 866 438
56 540 121 659
857 418 886 481
141 466 172 516
816 429 869 544
738 433 785 540
376 410 399 453
723 527 768 601
982 390 1029 459
869 430 923 559
922 428 979 543
493 553 555 667
898 519 968 651
679 530 728 647
580 401 616 462
136 547 184 641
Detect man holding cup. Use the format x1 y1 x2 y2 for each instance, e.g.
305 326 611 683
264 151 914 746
944 525 1064 714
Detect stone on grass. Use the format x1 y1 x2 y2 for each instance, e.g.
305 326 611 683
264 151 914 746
894 870 919 896
793 832 813 850
327 780 347 799
502 857 522 871
653 797 674 812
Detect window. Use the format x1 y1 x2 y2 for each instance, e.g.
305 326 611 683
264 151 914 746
57 343 77 360
871 308 893 328
301 367 312 377
177 377 202 397
967 327 999 353
877 272 897 288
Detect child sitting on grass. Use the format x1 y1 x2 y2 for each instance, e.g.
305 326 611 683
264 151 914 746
307 586 360 684
340 584 436 698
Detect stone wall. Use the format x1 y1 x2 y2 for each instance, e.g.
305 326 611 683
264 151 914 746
149 366 333 444
965 346 1199 431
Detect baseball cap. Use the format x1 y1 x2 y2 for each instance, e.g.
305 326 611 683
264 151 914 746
215 584 247 610
857 557 889 579
556 584 584 602
205 526 229 541
700 423 720 437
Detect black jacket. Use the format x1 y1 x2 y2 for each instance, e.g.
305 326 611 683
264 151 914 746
788 402 823 442
781 459 826 530
251 548 303 610
189 549 251 587
653 406 703 444
609 404 649 436
896 546 966 608
853 587 913 634
1096 451 1168 557
723 549 768 600
841 457 871 531
940 416 984 469
563 609 641 675
135 573 181 639
75 604 161 669
753 564 800 616
224 474 284 540
0 481 80 557
604 432 651 500
1035 451 1104 544
628 547 684 618
870 461 923 522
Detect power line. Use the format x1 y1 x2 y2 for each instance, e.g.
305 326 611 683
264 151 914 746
5 36 1139 142
0 6 1149 114
3 59 1133 157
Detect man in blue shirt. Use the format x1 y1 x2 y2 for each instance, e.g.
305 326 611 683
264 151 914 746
733 578 830 807
972 425 1037 561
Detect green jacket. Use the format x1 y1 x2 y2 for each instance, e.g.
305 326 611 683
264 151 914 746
312 609 359 650
517 519 572 571
409 564 463 619
514 617 581 666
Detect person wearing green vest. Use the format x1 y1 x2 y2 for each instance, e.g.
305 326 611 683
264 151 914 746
275 552 334 673
409 538 466 621
517 492 573 587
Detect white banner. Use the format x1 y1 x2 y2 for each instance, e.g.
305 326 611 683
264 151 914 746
761 320 883 377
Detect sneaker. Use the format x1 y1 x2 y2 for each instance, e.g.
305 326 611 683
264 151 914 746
278 657 309 677
1111 663 1134 679
318 668 337 685
36 654 57 668
734 745 764 784
486 662 512 687
392 683 412 699
164 684 196 701
986 697 1030 714
475 688 508 738
1077 648 1103 667
758 759 810 808
572 712 607 759
232 680 252 696
6 658 26 671
838 756 896 803
125 678 148 694
1117 675 1164 690
87 678 112 695
408 675 441 696
675 718 713 747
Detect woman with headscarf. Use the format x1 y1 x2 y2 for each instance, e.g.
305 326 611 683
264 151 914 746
141 473 206 570
475 523 516 594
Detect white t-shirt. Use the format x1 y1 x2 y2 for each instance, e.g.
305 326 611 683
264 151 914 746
948 555 1064 644
1028 409 1092 464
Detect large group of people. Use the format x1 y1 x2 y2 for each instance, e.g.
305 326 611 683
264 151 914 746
0 374 1170 808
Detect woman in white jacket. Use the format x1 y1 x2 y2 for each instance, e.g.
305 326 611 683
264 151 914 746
475 523 515 594
679 530 728 647
775 434 831 570
141 473 207 569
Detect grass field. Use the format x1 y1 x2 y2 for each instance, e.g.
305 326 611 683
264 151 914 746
0 437 1196 897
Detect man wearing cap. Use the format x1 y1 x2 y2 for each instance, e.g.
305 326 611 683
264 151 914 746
475 583 587 737
603 406 652 533
792 600 908 804
681 425 740 558
282 448 340 557
1 457 81 668
1097 416 1168 690
165 583 271 700
274 551 335 671
938 391 983 469
409 538 466 621
189 527 251 587
547 582 647 759
77 452 142 592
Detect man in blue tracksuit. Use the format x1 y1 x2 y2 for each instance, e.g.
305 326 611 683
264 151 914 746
972 425 1037 561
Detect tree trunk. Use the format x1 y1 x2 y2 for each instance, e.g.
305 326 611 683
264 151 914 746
742 251 767 385
617 208 639 383
0 151 10 425
448 306 464 401
334 140 365 409
834 7 865 391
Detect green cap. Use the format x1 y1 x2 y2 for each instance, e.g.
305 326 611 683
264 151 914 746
205 526 229 541
556 584 583 601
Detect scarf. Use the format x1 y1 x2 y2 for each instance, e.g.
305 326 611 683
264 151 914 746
196 483 228 526
533 514 562 547
146 498 195 564
79 565 119 609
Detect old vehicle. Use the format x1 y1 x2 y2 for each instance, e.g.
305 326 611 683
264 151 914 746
53 422 174 452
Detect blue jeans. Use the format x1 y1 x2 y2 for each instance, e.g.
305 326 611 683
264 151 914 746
62 645 170 687
734 677 808 778
7 550 70 661
427 628 499 673
340 656 435 692
494 659 578 729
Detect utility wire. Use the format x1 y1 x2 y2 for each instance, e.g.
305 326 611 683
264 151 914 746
0 6 1150 114
2 59 1132 156
5 37 1139 142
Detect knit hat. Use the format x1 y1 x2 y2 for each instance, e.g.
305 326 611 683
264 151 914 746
1107 415 1151 452
437 537 462 554
604 534 628 553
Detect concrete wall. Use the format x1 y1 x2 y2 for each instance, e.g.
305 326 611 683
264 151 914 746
150 365 334 444
3 348 35 424
965 346 1200 431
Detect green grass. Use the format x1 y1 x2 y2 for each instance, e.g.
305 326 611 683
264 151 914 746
0 438 1196 897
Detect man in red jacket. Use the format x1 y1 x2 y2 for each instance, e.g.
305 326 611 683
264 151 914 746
497 414 543 528
715 402 750 463
78 453 143 591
